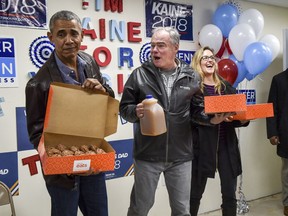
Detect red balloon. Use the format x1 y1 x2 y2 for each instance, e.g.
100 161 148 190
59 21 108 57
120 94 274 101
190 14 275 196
217 58 238 85
215 37 226 58
224 39 233 55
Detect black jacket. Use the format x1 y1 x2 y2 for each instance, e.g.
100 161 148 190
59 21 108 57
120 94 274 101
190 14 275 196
120 59 200 162
190 80 249 179
25 51 114 188
266 68 288 158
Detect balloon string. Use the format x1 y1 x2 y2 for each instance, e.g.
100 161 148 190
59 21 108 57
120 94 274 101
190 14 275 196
216 37 226 58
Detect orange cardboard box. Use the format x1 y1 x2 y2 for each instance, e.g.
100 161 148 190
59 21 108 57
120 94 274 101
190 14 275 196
38 82 119 175
233 103 274 120
204 94 247 114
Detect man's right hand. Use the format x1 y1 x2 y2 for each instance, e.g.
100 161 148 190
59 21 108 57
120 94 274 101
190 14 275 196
269 136 280 145
136 103 144 119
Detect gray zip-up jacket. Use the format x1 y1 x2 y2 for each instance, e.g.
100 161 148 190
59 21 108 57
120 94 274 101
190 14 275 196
120 59 200 162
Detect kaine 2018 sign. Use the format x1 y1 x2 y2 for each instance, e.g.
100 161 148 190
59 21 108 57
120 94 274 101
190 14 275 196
145 0 193 41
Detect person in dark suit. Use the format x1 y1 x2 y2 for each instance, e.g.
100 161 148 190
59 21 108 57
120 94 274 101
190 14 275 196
266 68 288 216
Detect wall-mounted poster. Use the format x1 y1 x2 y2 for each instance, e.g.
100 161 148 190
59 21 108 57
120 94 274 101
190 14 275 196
237 89 256 105
16 107 34 151
145 0 193 41
0 38 18 87
0 151 19 196
0 0 47 29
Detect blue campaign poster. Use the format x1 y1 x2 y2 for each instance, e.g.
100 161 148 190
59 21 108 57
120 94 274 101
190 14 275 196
0 152 19 195
105 139 134 180
0 38 17 87
16 107 34 151
145 0 193 41
0 0 47 29
237 89 256 105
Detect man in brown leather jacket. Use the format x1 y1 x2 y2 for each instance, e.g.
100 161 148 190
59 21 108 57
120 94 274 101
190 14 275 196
25 10 114 216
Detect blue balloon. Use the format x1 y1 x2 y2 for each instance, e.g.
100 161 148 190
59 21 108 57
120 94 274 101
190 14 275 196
229 54 248 85
232 81 239 88
212 4 238 38
245 72 255 81
243 42 273 76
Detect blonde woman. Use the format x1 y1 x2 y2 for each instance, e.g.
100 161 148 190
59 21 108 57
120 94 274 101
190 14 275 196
189 46 249 216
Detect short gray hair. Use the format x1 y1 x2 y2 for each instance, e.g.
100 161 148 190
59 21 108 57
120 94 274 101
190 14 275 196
152 27 180 45
49 10 82 32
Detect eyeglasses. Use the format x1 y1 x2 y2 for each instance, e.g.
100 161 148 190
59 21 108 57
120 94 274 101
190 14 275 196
201 55 216 61
151 42 167 50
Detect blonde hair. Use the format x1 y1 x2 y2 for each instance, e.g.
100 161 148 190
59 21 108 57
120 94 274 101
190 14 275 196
191 46 224 94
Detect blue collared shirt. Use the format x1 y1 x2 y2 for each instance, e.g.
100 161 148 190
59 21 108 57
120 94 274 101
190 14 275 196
54 52 86 85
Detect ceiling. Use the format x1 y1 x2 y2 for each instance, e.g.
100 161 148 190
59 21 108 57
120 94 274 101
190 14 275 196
243 0 288 8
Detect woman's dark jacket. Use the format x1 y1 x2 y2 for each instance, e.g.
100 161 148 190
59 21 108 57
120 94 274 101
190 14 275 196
25 51 114 189
190 79 249 179
120 59 200 162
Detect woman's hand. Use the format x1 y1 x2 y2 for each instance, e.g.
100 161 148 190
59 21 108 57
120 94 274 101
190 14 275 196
210 112 236 124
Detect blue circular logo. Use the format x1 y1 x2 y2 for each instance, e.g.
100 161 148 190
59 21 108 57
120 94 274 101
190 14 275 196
139 42 151 64
29 36 55 68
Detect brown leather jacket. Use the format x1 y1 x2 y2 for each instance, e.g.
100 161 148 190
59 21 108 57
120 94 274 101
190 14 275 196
25 51 114 188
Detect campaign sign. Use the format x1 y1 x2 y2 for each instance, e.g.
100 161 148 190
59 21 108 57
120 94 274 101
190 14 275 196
145 0 193 41
0 0 47 29
177 50 195 65
237 89 256 105
0 38 17 87
16 107 34 151
105 139 134 180
0 151 19 195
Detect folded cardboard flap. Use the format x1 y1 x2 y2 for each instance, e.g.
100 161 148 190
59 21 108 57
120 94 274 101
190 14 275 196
105 97 119 137
45 82 116 138
204 94 247 114
233 103 274 120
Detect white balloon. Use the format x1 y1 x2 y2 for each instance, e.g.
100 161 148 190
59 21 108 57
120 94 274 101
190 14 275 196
260 34 280 61
238 9 264 38
228 23 256 61
199 24 223 54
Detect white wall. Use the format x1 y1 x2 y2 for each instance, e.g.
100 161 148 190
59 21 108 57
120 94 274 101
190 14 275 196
0 0 287 215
